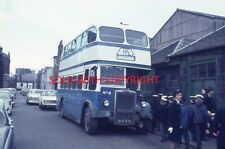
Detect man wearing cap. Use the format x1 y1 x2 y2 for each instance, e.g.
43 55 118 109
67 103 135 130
158 95 169 142
150 94 160 133
180 98 191 149
189 96 196 141
168 90 182 149
192 94 208 149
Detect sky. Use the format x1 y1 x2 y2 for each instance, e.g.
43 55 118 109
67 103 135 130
0 0 225 74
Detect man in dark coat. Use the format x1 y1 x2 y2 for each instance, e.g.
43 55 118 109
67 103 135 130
192 95 208 149
168 90 182 149
158 95 169 142
150 94 160 133
189 96 196 141
203 87 216 113
203 88 216 137
213 106 225 149
180 101 191 149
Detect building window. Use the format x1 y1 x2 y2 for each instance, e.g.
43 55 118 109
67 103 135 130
191 65 198 80
207 62 216 77
191 61 216 80
199 64 207 78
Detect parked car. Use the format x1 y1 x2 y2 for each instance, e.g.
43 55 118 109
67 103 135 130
0 100 14 149
7 88 16 98
21 88 29 96
38 90 57 110
0 89 15 104
0 92 13 115
26 89 42 105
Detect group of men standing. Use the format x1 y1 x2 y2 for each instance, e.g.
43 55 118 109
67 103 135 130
149 88 225 149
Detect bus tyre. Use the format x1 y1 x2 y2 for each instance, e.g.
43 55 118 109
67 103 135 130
59 102 65 118
136 118 150 134
84 106 98 134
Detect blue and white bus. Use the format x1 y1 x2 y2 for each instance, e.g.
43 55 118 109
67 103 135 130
56 25 152 134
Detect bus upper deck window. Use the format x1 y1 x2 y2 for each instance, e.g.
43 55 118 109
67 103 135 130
88 27 97 43
99 26 124 43
125 29 148 47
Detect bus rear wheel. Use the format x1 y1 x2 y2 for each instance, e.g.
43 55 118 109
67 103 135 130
59 102 65 118
84 106 98 134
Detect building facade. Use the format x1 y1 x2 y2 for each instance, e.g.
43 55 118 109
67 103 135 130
40 67 54 90
151 15 225 108
53 40 63 90
15 68 37 89
0 47 11 88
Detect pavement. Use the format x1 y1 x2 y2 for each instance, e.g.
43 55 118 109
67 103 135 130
11 93 217 149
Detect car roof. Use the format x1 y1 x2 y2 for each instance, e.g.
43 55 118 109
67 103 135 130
0 90 10 94
0 88 10 91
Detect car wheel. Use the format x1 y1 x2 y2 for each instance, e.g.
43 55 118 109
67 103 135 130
84 106 98 134
136 118 150 134
59 102 65 118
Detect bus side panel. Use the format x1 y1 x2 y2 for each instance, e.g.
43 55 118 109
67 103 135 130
71 90 83 120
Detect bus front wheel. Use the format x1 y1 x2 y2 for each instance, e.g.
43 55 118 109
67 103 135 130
136 118 150 134
84 106 98 134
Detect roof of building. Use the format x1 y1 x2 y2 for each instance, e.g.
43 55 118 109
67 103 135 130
151 41 179 65
178 9 225 20
170 25 225 57
150 9 225 41
151 38 194 64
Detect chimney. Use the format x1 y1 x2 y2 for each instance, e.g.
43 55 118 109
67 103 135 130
57 40 63 61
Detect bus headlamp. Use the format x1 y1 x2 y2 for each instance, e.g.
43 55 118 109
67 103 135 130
141 101 147 107
103 100 110 107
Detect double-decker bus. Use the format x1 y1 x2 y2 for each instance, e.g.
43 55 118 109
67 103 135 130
56 25 152 134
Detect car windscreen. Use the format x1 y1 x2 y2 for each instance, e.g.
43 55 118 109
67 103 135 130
42 91 56 96
125 29 148 47
100 66 125 85
0 93 10 99
99 26 124 43
0 111 6 125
